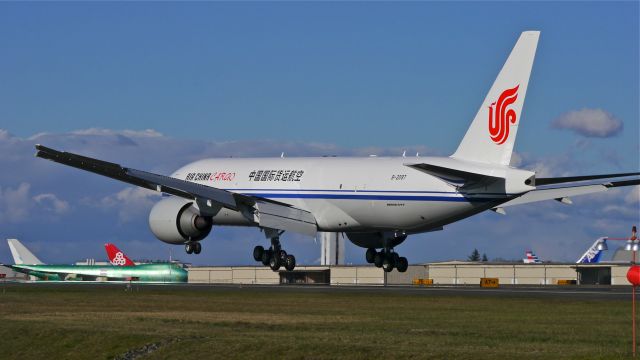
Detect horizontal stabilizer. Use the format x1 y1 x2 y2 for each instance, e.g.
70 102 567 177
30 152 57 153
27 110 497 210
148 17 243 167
537 172 640 186
497 179 638 208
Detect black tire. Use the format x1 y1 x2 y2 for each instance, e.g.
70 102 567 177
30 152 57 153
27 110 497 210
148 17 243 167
365 248 376 263
285 254 296 271
269 254 281 271
374 252 384 268
278 249 287 262
392 252 400 266
185 243 194 254
253 245 264 262
397 257 409 273
193 242 202 254
261 249 272 266
382 256 394 272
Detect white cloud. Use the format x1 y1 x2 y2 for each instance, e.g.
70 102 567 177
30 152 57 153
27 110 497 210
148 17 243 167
98 187 161 223
552 108 623 138
0 183 31 223
509 152 523 167
70 128 163 138
33 193 70 215
602 204 639 218
0 129 12 141
0 183 72 223
626 186 640 205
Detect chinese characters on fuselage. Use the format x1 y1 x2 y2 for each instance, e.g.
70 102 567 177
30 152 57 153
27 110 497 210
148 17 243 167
249 170 304 182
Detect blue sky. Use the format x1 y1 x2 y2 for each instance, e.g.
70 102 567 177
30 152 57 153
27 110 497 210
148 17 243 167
0 2 638 265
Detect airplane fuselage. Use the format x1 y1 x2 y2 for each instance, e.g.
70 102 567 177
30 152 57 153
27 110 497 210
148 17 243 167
10 263 188 282
171 156 512 234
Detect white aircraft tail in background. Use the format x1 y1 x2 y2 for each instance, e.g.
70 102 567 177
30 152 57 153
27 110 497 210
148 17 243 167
576 237 608 264
7 239 44 265
522 250 542 264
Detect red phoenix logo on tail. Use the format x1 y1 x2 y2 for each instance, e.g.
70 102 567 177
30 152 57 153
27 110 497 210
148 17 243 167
488 85 519 145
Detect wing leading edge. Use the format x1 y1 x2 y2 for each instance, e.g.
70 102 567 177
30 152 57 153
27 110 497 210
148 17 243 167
34 145 317 236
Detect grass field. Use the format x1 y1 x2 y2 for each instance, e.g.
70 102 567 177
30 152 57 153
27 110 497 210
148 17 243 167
0 284 633 359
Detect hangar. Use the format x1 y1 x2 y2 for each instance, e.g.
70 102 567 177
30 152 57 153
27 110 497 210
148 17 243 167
187 262 635 286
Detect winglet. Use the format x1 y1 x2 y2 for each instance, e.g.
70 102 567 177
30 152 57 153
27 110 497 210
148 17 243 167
104 243 136 266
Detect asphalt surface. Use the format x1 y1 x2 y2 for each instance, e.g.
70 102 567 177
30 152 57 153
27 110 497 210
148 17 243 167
3 281 634 301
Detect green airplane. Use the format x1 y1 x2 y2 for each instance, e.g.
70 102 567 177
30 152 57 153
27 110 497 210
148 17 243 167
4 239 187 283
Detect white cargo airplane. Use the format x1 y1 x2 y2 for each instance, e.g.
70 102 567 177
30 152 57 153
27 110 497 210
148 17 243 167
35 31 639 273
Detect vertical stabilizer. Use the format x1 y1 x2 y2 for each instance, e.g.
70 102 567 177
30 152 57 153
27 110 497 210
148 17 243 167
7 239 44 265
452 31 539 165
576 237 607 264
104 243 136 266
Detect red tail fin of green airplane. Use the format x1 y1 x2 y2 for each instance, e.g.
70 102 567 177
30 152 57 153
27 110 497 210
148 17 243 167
104 243 135 266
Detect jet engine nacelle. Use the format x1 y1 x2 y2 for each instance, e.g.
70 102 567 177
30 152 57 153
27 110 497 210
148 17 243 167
346 232 407 249
148 197 213 244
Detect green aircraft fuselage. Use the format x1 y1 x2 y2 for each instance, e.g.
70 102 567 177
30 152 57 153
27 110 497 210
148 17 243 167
7 263 188 282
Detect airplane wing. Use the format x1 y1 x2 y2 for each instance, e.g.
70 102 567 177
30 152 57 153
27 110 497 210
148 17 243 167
497 179 640 208
34 145 317 236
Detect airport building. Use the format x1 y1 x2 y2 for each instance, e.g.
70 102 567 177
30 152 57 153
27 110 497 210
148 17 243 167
187 261 636 286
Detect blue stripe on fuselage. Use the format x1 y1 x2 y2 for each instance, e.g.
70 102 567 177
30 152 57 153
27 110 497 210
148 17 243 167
239 192 499 202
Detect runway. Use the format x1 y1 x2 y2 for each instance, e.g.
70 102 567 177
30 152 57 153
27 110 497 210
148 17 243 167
5 281 633 301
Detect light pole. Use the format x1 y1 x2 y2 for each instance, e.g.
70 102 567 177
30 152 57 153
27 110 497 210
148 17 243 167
625 226 639 357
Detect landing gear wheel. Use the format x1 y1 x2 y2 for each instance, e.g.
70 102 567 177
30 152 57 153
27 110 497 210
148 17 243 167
382 256 395 273
253 246 265 261
365 248 376 264
278 250 288 263
261 249 272 266
193 242 202 254
374 252 384 268
269 254 281 271
185 243 194 254
396 257 409 273
392 252 400 265
284 254 296 271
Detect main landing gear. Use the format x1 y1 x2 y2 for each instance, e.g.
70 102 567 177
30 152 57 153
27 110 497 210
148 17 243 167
185 241 201 254
366 247 408 273
252 230 296 271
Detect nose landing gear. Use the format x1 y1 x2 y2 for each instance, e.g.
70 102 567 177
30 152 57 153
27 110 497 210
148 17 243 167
185 241 202 254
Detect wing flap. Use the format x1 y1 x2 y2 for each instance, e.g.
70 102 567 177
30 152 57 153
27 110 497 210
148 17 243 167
255 201 317 236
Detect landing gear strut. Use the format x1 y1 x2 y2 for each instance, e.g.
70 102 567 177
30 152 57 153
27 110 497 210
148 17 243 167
185 241 202 255
253 230 296 271
366 247 408 273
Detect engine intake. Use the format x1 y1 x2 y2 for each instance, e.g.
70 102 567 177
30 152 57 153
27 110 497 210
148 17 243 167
149 197 213 244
